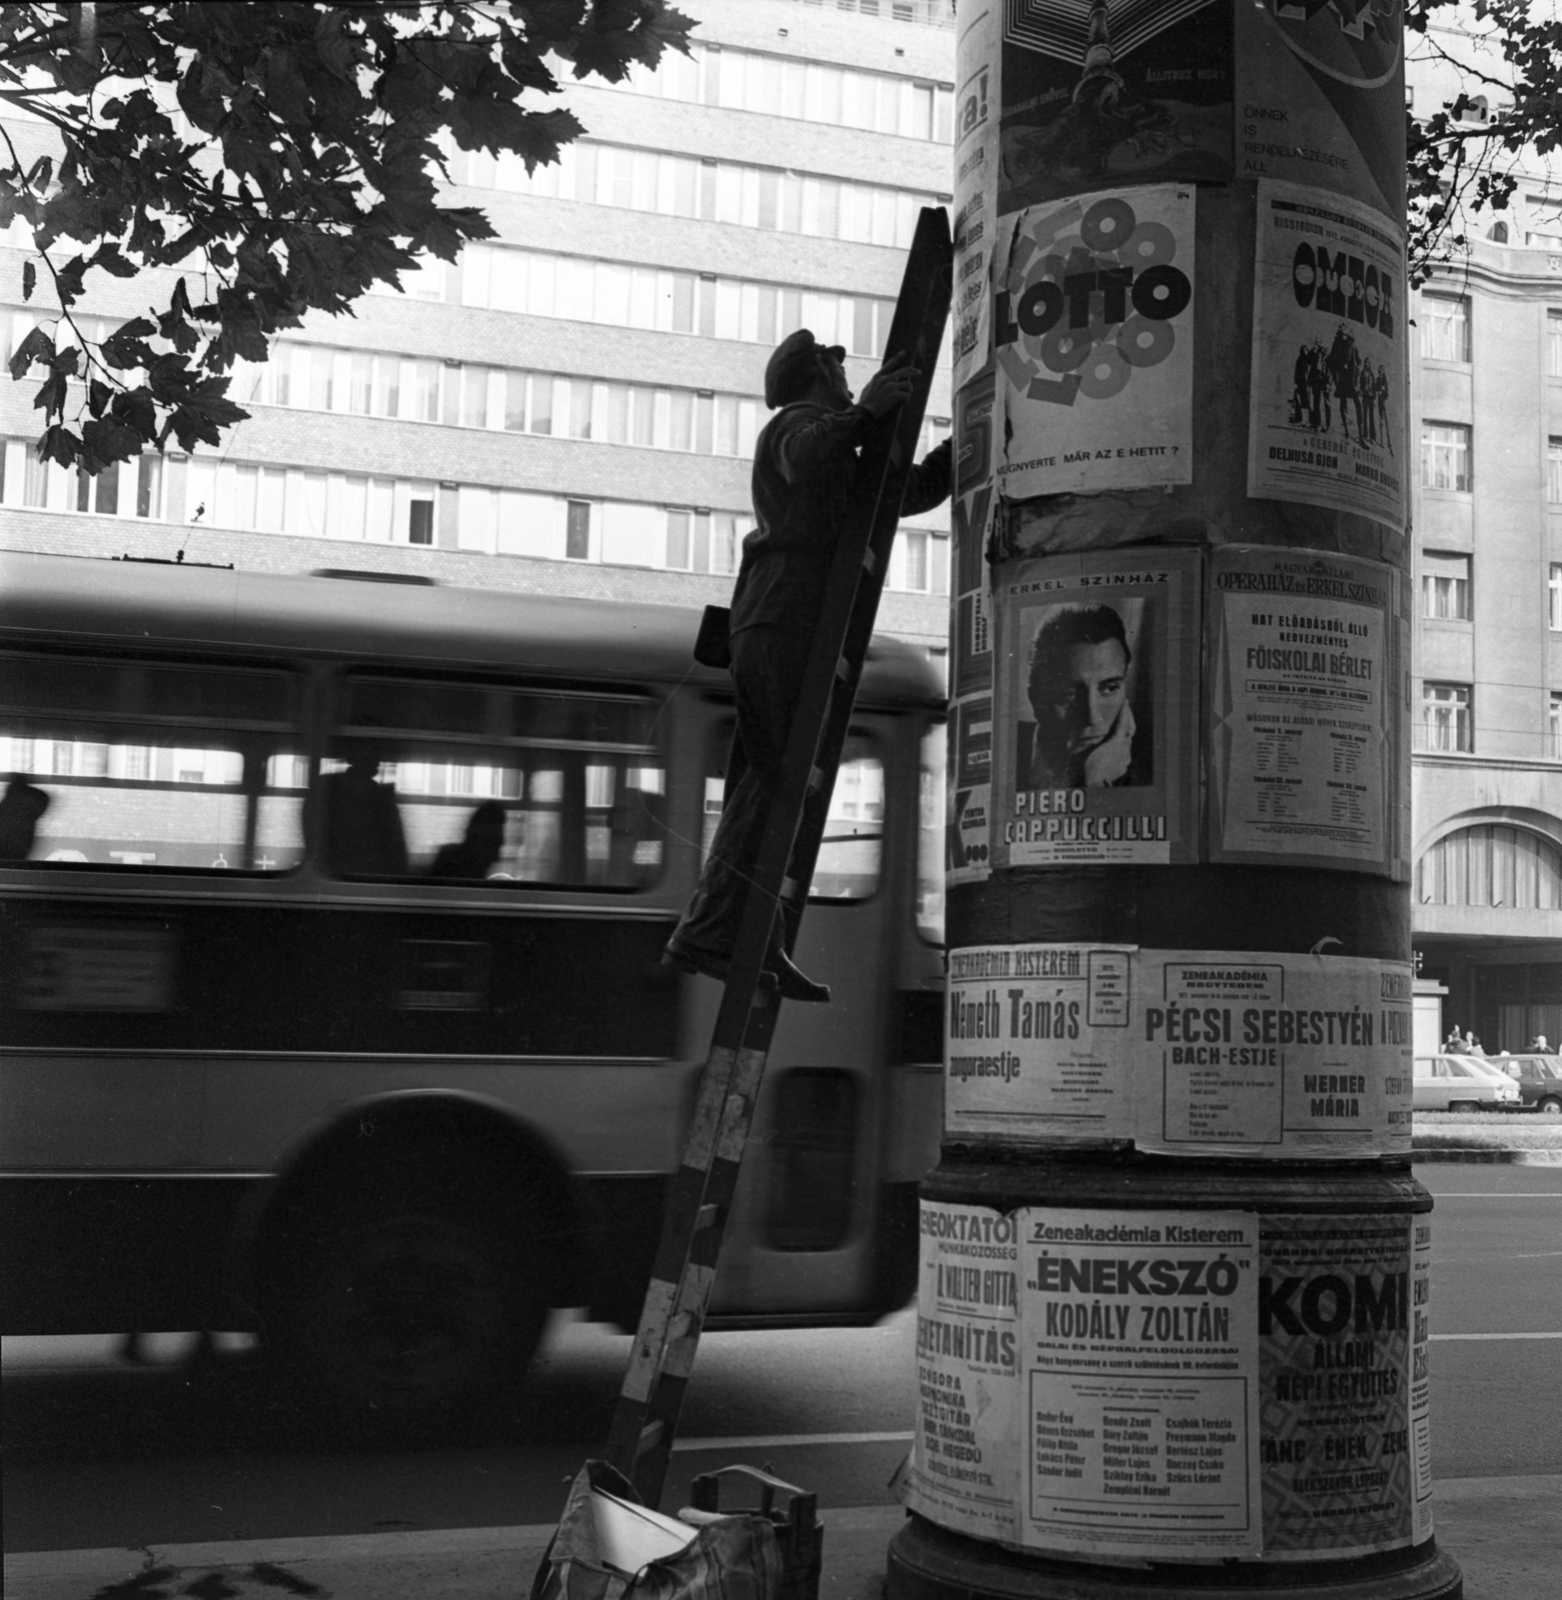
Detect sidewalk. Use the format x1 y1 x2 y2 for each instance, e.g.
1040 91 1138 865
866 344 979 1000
8 1477 1560 1600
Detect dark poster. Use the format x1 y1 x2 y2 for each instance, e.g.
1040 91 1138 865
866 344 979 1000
999 0 1234 215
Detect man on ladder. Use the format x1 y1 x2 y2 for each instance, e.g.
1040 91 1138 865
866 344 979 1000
664 329 953 1002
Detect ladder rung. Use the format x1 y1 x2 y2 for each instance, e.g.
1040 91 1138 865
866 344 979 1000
779 876 800 902
694 1203 720 1232
862 547 877 573
835 655 851 681
807 765 825 793
637 1420 665 1455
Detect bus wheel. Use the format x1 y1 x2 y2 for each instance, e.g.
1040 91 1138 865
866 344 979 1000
264 1195 547 1439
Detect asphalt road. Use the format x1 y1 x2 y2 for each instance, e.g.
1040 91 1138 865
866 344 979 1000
4 1163 1559 1555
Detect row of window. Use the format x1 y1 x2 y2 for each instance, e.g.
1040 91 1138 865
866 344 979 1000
1419 293 1562 376
1 440 949 594
1416 683 1562 760
440 137 943 249
454 246 915 360
1422 556 1562 630
1422 421 1562 497
597 37 954 143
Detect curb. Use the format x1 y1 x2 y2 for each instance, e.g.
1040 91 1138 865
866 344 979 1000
1411 1147 1562 1163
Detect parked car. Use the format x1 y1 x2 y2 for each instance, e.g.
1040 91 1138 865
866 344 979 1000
1489 1054 1562 1114
1412 1055 1522 1112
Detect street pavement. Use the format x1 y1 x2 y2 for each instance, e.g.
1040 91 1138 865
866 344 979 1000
7 1146 1558 1599
7 1480 1560 1600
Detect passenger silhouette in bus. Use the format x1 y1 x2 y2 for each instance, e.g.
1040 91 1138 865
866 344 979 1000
664 329 951 1002
0 775 51 860
318 752 409 876
430 800 506 879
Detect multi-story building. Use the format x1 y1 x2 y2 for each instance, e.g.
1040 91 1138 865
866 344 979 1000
0 0 956 661
1407 26 1562 1050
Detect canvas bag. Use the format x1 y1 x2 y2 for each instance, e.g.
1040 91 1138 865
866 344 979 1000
531 1460 785 1600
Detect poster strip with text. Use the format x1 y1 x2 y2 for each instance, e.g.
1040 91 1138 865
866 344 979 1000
946 943 1136 1143
1018 1208 1262 1559
1247 181 1406 531
1234 0 1405 223
1209 546 1400 876
906 1200 1022 1543
952 1 1001 392
994 186 1195 500
1258 1213 1427 1556
1136 951 1413 1160
993 547 1201 869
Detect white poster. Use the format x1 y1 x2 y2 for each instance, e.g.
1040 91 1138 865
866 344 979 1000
945 943 1136 1142
1136 952 1414 1159
905 1201 1022 1542
994 186 1194 499
1019 1208 1262 1559
952 2 1001 392
1247 181 1406 530
1210 547 1399 875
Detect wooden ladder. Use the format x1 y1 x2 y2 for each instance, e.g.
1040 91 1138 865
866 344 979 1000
602 207 954 1509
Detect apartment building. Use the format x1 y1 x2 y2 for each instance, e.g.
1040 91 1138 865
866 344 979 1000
1407 31 1562 1049
0 0 956 657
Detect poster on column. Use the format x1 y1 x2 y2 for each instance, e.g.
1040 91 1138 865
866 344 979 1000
952 2 1001 391
993 547 1200 868
947 696 993 885
1247 181 1406 531
1018 1207 1262 1559
1258 1213 1424 1555
1209 546 1399 875
945 943 1136 1142
1410 1217 1434 1544
1135 951 1413 1160
905 1200 1022 1543
998 1 1233 216
995 186 1194 500
952 371 997 703
1234 0 1405 222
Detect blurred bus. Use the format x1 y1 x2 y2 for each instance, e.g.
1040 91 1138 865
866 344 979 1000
0 549 945 1429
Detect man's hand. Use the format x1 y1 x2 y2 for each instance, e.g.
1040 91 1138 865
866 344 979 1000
1082 702 1136 787
858 351 921 418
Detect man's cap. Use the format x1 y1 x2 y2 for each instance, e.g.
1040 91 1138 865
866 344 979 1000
764 328 846 408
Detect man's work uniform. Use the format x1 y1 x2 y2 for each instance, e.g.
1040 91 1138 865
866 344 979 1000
667 399 951 968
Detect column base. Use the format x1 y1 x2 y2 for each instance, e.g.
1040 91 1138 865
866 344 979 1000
887 1513 1462 1600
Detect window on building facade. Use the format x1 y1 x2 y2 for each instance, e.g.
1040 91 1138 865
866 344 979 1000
1550 439 1562 503
1552 694 1562 760
1549 312 1562 377
1420 294 1469 361
1420 682 1472 752
1550 564 1562 630
565 500 593 561
1417 824 1562 910
441 138 940 250
1421 551 1471 620
1421 422 1471 491
0 439 163 520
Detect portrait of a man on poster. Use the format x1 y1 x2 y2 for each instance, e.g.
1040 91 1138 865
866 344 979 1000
1016 601 1152 789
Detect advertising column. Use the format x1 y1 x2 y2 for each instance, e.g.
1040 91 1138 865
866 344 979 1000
892 2 1458 1597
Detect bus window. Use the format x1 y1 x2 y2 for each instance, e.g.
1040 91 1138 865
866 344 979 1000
917 721 946 944
324 674 666 888
700 724 884 900
813 737 883 900
0 653 303 872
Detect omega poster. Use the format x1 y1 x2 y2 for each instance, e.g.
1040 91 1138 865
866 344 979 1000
993 547 1200 869
1209 546 1401 877
1247 181 1406 531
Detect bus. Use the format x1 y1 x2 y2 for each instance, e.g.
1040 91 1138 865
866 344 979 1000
0 549 946 1429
